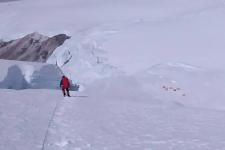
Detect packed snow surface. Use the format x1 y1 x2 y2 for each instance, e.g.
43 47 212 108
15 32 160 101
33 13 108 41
2 80 225 150
0 89 60 150
45 81 225 150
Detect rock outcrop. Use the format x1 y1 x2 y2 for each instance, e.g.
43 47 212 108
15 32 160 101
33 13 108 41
0 32 70 62
0 0 19 3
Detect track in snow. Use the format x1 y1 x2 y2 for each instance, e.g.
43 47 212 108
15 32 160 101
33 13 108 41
43 91 225 150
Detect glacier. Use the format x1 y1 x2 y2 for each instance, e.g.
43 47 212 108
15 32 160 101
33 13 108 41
1 0 225 150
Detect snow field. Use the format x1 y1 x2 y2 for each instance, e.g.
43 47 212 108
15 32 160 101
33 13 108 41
0 89 61 150
44 79 225 150
1 0 225 149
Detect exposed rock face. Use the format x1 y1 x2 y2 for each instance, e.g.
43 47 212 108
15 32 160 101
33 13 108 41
0 0 19 3
0 32 70 62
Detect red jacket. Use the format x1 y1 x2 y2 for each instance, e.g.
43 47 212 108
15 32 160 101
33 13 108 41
60 76 70 89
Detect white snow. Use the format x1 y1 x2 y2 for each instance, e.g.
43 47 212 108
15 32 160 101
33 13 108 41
1 0 225 80
135 63 225 110
30 78 225 150
0 89 61 150
1 0 225 149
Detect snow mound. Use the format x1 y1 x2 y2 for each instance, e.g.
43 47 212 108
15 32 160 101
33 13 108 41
0 59 63 90
0 65 29 90
48 29 123 85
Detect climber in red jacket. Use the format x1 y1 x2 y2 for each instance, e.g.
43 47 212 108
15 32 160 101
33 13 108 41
60 76 71 97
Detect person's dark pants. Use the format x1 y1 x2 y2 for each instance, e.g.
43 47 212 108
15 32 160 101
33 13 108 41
62 88 70 97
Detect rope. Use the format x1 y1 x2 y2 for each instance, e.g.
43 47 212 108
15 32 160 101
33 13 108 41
41 98 62 150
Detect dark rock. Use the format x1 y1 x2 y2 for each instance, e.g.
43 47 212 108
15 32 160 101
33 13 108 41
0 32 70 62
0 0 20 3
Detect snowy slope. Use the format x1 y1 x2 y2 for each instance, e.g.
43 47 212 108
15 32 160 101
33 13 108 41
2 76 225 150
1 0 225 150
0 89 61 150
135 63 225 110
45 78 225 150
1 0 225 82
